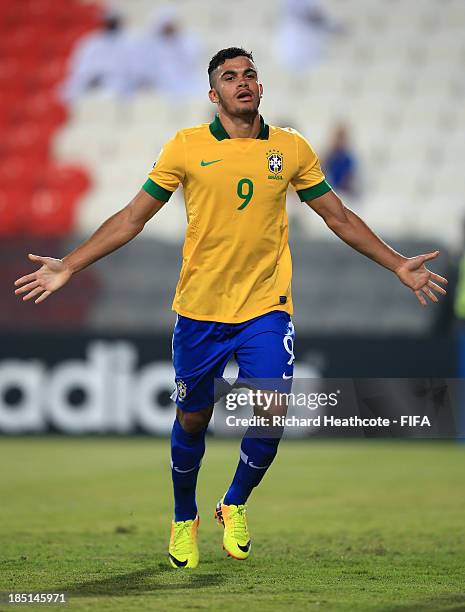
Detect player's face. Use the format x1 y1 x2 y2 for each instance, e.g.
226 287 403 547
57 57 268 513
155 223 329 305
209 57 262 117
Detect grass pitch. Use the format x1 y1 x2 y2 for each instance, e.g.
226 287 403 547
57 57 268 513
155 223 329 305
1 437 464 612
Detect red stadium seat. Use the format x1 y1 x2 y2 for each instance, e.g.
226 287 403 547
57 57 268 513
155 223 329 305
0 58 25 91
0 189 31 236
2 123 51 159
0 0 94 238
25 188 79 236
0 26 44 58
0 193 21 235
39 164 91 195
11 92 67 128
28 0 61 19
42 27 91 58
0 157 38 191
29 58 68 89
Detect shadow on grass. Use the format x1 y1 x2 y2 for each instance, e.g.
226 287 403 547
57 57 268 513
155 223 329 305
379 592 465 612
58 562 224 598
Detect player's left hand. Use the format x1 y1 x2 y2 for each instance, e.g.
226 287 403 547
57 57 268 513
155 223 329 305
395 250 448 306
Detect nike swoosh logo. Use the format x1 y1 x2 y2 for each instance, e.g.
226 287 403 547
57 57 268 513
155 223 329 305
237 541 251 552
282 373 293 380
200 159 222 166
169 553 188 567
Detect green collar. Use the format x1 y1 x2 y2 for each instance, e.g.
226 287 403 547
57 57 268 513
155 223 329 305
209 114 269 141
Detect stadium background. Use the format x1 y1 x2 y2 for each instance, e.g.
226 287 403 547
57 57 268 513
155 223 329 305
1 0 463 435
1 2 465 610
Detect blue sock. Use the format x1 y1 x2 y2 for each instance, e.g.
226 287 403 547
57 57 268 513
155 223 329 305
224 435 281 506
171 417 206 521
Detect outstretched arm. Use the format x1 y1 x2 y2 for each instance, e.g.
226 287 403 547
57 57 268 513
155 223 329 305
306 190 448 306
14 189 165 304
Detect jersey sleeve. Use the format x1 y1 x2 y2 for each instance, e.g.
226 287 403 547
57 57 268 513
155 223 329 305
142 131 185 202
290 130 332 201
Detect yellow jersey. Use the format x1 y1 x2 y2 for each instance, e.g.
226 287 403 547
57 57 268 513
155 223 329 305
143 114 331 323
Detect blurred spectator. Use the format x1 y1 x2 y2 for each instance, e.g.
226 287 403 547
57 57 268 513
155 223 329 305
60 8 132 102
323 124 359 198
275 0 342 74
129 6 202 98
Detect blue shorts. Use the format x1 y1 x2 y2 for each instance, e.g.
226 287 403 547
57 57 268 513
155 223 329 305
171 310 295 412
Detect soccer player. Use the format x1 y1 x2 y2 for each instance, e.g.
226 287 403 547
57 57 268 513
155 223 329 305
14 47 448 569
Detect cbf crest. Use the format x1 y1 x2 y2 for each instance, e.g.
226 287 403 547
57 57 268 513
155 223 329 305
266 149 284 180
176 379 187 401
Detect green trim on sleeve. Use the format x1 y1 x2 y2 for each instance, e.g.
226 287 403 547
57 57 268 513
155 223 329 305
142 178 174 202
297 179 332 202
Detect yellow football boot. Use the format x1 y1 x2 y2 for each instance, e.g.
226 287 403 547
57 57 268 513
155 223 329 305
168 515 199 568
215 499 251 560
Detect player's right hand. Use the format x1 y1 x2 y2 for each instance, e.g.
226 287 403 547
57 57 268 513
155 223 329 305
14 254 73 304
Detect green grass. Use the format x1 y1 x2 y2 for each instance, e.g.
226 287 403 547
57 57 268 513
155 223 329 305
0 438 464 612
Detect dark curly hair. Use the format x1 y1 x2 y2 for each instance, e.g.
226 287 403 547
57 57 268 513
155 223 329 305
208 47 254 87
